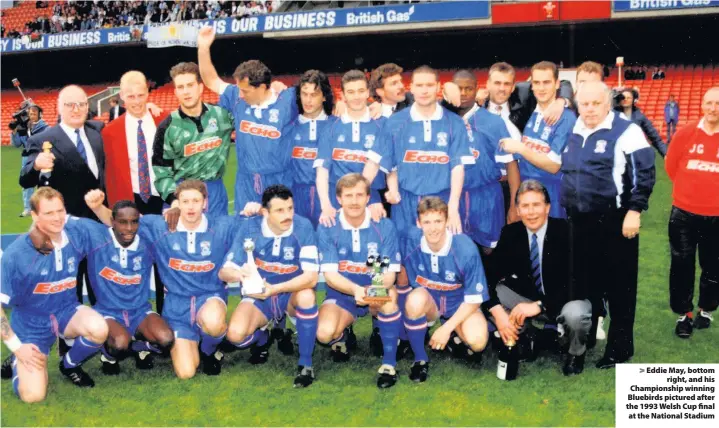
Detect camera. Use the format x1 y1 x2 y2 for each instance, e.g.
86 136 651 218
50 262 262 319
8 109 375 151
7 78 41 136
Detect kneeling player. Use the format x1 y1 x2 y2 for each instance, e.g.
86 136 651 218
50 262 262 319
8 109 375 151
399 197 490 383
315 174 403 389
1 188 109 402
219 185 319 388
81 198 174 374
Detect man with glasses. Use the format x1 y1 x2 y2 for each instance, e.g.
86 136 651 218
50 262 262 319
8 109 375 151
21 84 107 306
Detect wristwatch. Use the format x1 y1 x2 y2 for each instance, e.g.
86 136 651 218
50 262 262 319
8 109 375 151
536 300 546 313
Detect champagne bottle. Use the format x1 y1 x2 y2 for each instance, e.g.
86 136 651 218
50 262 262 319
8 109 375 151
497 338 519 381
39 141 53 186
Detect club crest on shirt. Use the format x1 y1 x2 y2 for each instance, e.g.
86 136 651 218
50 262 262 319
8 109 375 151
295 134 301 141
226 252 234 261
112 255 120 263
339 247 347 256
245 108 251 115
260 249 266 255
540 126 551 140
409 136 416 144
67 257 76 274
594 140 607 154
445 270 456 282
476 283 484 293
283 247 295 260
172 242 181 251
364 134 375 149
367 242 379 256
396 252 401 262
182 130 191 139
418 264 425 271
437 132 448 147
133 256 142 272
338 134 346 143
41 268 49 276
206 118 219 133
200 241 211 257
269 109 280 123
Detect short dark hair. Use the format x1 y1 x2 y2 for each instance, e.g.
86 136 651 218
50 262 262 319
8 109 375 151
531 61 559 81
370 63 403 99
111 200 139 218
411 65 439 82
170 62 201 84
341 69 368 91
515 179 551 205
175 179 207 200
452 69 477 85
488 62 516 81
336 173 370 197
262 184 293 209
296 69 334 115
233 60 272 88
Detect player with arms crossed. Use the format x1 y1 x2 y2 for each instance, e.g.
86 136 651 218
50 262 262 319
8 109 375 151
399 197 490 382
315 174 403 389
219 185 319 388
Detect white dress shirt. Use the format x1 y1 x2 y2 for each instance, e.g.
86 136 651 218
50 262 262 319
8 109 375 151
526 220 548 267
124 111 160 196
489 101 522 141
60 122 99 179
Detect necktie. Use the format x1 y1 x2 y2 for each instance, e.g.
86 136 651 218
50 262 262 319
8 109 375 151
530 233 544 295
494 105 502 115
74 129 88 163
137 120 152 203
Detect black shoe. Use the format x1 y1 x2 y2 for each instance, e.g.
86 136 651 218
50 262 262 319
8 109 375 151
345 325 357 352
466 348 484 366
330 342 350 363
517 334 537 362
59 361 95 388
694 311 713 330
376 364 398 389
58 337 70 357
369 327 383 357
249 340 270 365
1 356 12 380
595 355 630 369
563 353 585 376
277 329 295 356
100 355 121 376
201 350 223 375
218 337 238 354
293 365 315 388
396 339 411 361
409 361 429 383
446 332 469 359
675 315 693 338
135 351 154 370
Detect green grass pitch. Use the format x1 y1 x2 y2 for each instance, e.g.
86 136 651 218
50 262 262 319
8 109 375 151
1 144 716 427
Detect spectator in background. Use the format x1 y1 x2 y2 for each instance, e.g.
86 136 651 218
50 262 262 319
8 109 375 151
11 104 49 217
108 97 126 122
665 87 719 339
665 95 680 142
615 87 667 157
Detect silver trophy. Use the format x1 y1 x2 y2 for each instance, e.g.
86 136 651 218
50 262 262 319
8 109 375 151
241 239 266 296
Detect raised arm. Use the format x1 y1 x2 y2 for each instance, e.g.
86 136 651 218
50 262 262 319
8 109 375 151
85 189 113 226
197 26 227 95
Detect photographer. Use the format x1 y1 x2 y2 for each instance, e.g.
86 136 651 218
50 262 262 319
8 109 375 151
10 103 48 217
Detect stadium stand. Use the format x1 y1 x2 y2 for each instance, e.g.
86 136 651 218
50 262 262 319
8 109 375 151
3 65 717 146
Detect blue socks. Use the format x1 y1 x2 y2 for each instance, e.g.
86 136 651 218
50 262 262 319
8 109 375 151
295 305 318 367
377 310 402 367
405 316 429 363
199 330 226 356
231 329 269 350
396 285 412 342
63 336 103 369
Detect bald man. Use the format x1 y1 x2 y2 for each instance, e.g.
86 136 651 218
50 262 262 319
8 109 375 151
20 84 107 306
560 81 655 369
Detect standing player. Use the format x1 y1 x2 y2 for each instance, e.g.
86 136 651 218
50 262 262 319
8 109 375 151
152 62 234 216
500 62 577 219
399 197 490 382
88 180 237 379
369 63 410 117
315 70 387 227
197 27 298 216
1 188 109 402
80 196 175 375
364 65 473 235
286 70 335 227
219 185 319 388
315 174 403 389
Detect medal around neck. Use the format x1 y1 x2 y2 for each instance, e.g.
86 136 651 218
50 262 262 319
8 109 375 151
241 238 266 296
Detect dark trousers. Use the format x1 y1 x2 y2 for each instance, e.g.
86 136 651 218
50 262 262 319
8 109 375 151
669 206 719 314
75 259 96 305
567 207 638 361
134 193 166 314
666 120 677 141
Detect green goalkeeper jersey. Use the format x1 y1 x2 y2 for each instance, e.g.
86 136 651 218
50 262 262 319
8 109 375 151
152 103 233 203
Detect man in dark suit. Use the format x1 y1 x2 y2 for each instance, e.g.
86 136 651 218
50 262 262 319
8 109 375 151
20 85 106 306
108 97 126 122
484 179 591 376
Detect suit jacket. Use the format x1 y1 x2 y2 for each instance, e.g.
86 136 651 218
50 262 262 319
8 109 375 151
102 111 170 206
484 218 584 320
20 122 106 220
109 106 126 121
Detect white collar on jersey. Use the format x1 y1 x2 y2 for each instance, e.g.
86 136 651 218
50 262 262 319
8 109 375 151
341 108 371 124
573 110 614 134
462 104 480 121
381 103 396 118
109 227 140 251
697 118 716 135
53 229 70 250
420 231 453 257
410 103 443 122
251 89 278 110
261 216 294 238
298 110 328 124
338 208 371 230
176 214 208 233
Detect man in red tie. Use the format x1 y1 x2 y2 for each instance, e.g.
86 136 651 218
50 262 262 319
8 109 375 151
102 70 169 311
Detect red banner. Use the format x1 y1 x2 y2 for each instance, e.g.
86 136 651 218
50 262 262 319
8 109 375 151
491 1 611 25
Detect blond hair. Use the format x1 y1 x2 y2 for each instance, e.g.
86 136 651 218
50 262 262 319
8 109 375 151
120 70 148 90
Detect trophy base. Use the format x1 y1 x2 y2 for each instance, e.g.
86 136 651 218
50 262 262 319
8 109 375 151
364 286 391 304
241 277 266 297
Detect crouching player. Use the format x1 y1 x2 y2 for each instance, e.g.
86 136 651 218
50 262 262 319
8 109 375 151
1 188 109 402
399 197 490 383
219 185 319 387
315 174 403 389
81 196 174 374
88 180 238 379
